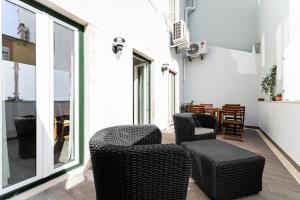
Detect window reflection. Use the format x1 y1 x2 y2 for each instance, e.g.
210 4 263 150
53 22 75 168
2 34 36 65
2 0 36 188
2 0 36 43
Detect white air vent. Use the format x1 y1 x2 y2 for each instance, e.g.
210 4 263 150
172 20 189 49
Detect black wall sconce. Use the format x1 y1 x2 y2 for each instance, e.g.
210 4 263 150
112 37 125 54
161 63 169 72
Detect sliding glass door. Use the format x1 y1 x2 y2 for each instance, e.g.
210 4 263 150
1 0 38 190
0 0 80 195
50 19 79 173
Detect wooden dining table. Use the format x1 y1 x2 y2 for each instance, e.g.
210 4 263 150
204 107 223 132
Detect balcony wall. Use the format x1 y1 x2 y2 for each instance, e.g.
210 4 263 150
258 101 300 166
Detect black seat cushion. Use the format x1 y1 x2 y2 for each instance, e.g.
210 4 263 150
194 128 215 135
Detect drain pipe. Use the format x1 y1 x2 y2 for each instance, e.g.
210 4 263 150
183 0 196 82
182 0 196 103
185 0 197 27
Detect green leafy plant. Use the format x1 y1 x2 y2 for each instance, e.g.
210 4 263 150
261 65 277 100
180 101 193 113
276 93 282 97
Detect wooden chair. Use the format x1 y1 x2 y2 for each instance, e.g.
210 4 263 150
56 115 70 141
222 105 245 141
54 103 70 164
200 104 216 116
218 104 241 132
54 103 70 143
188 105 205 114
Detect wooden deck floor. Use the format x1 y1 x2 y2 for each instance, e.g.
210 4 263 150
25 129 300 200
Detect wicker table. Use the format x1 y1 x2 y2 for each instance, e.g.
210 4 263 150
182 139 265 200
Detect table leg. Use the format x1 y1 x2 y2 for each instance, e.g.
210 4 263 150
218 109 222 134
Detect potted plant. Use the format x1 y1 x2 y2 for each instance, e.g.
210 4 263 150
275 93 282 101
180 101 194 113
261 65 277 101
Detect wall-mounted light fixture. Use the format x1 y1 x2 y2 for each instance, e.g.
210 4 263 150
112 37 125 54
161 63 169 72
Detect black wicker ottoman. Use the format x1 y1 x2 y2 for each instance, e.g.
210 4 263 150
182 139 265 200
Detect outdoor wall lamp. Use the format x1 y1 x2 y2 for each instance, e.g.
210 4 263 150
112 37 125 54
161 63 169 72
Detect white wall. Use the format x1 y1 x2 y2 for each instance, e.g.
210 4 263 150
258 0 300 101
183 46 260 126
258 102 300 165
188 0 258 52
38 0 181 164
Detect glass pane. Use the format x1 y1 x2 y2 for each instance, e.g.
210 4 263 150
2 1 35 43
53 22 75 168
169 72 175 124
171 73 175 116
138 67 144 124
1 0 36 188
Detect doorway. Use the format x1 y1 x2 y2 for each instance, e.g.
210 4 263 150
168 71 176 125
133 54 151 124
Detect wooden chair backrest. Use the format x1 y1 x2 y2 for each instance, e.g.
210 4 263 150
200 104 213 108
222 105 245 124
199 104 215 115
224 104 241 107
188 105 205 114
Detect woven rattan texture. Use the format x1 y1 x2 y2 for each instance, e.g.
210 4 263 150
183 140 265 200
89 125 191 200
173 113 217 145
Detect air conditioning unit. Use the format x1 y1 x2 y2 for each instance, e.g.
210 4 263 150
172 20 189 49
187 40 208 59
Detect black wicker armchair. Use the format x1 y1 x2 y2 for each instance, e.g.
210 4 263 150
173 113 218 145
14 115 36 158
89 125 191 200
